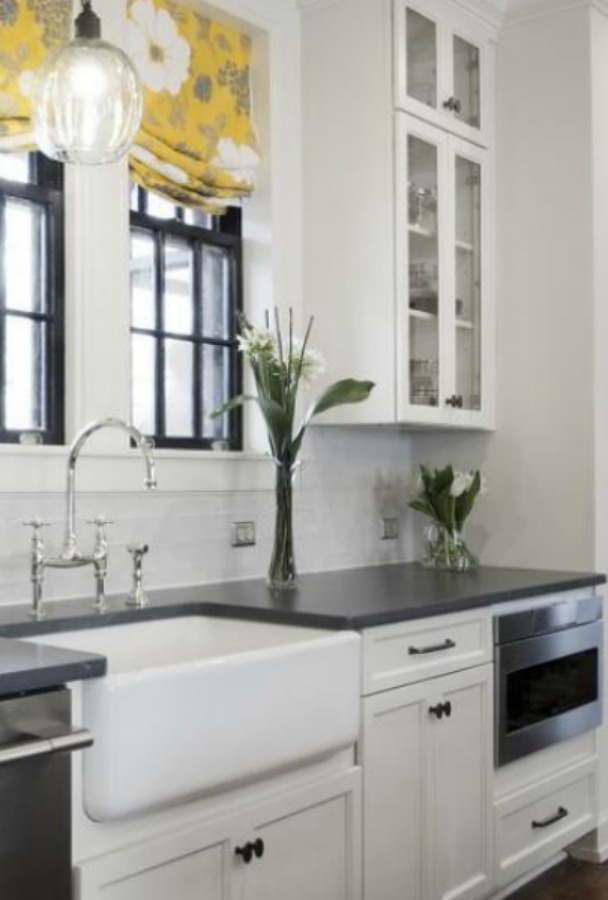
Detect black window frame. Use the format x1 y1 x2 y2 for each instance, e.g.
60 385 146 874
0 153 64 445
130 187 243 451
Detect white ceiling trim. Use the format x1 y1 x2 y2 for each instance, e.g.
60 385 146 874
297 0 340 10
505 0 608 26
298 0 505 21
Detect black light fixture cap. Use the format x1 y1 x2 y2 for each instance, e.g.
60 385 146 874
75 0 102 39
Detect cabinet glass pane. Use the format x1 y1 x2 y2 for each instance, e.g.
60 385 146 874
406 9 437 110
453 36 481 129
408 135 439 407
455 155 482 411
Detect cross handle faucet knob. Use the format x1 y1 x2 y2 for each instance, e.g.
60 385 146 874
23 518 51 531
127 542 149 560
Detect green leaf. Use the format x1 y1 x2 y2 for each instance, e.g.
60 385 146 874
291 379 375 457
209 394 252 419
307 378 375 418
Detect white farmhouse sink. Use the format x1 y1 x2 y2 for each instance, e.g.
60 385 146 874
30 616 360 821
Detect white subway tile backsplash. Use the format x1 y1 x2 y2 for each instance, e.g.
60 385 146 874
0 430 415 606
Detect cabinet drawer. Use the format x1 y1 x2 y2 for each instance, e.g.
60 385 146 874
362 609 491 694
495 760 597 887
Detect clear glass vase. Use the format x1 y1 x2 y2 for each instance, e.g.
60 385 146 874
267 463 298 589
422 521 478 572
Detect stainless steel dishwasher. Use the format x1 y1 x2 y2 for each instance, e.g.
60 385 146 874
0 687 92 900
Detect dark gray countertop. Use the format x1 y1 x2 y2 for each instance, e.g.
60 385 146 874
0 636 106 696
0 563 604 638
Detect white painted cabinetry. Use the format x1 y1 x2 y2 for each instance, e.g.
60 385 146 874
302 0 497 429
75 769 361 900
361 664 493 900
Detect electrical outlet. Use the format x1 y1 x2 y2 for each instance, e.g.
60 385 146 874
380 517 400 540
232 521 256 547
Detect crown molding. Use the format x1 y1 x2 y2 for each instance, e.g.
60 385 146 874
451 0 506 29
298 0 505 21
505 0 608 26
297 0 340 10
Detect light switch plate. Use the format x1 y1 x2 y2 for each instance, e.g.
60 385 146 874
380 517 400 540
232 521 256 547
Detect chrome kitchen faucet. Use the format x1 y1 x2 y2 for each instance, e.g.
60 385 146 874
25 417 156 619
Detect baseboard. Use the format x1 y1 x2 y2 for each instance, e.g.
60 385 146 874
569 811 608 864
491 853 566 899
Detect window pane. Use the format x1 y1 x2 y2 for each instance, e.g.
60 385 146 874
130 183 140 212
132 334 156 435
5 317 45 430
184 208 215 229
5 199 46 313
0 153 30 184
130 231 156 329
202 246 231 339
202 345 231 439
147 192 177 220
164 238 193 334
164 339 194 436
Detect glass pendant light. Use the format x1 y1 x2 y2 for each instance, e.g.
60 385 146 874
34 0 143 165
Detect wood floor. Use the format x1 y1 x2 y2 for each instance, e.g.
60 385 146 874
509 859 608 899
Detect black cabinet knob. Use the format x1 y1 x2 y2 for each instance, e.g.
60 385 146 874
235 838 265 864
235 843 254 864
443 97 462 114
429 701 452 720
445 395 464 408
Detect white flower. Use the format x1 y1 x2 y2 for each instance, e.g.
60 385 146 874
288 338 326 382
237 327 276 359
212 137 261 184
128 0 191 96
450 471 474 498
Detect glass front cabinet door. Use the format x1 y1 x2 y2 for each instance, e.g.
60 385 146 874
394 0 494 148
397 116 494 428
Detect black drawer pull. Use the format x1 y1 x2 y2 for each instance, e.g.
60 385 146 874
429 701 452 720
235 838 265 864
531 807 569 830
409 639 456 656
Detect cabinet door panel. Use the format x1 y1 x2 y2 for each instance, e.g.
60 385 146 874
362 682 429 900
397 116 450 424
243 771 361 900
76 824 232 900
448 136 494 427
430 665 493 900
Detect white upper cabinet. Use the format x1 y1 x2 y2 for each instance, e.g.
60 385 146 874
394 0 495 148
301 0 497 429
397 116 495 427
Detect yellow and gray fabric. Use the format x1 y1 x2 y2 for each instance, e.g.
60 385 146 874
0 0 260 211
128 0 260 212
0 0 71 149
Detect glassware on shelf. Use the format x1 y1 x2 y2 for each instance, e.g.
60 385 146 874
408 182 438 233
410 358 438 406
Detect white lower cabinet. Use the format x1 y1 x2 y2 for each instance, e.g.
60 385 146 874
75 769 361 900
362 664 493 900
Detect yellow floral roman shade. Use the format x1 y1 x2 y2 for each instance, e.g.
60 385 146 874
127 0 260 213
0 0 71 149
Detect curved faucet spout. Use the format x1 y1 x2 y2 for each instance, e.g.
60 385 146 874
63 418 156 560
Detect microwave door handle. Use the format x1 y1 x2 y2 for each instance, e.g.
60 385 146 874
0 728 93 767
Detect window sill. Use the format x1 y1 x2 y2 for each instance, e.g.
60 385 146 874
0 445 275 493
